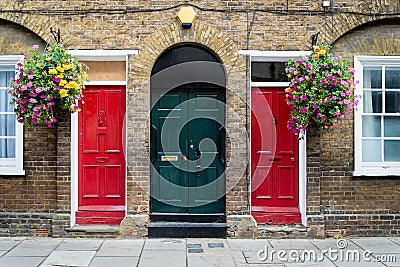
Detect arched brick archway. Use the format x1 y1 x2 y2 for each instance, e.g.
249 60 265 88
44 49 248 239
126 22 248 217
318 1 400 45
0 0 57 44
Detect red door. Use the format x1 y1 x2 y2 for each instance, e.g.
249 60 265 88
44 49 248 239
251 87 301 224
76 85 126 225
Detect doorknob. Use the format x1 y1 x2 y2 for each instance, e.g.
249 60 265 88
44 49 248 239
291 157 295 161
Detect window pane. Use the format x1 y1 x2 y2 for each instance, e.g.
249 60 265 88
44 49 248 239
0 89 14 112
0 138 15 158
385 67 400 89
363 67 382 89
0 71 13 87
362 115 381 137
384 116 400 137
384 140 400 162
362 140 382 162
251 62 288 82
363 91 382 113
0 114 16 136
385 91 400 113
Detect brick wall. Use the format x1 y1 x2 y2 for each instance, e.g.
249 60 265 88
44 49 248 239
0 0 399 237
323 21 400 236
0 20 56 214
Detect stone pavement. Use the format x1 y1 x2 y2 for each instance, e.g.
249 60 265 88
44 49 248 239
0 237 398 267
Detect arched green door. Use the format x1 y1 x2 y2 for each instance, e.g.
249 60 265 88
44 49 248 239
150 46 226 214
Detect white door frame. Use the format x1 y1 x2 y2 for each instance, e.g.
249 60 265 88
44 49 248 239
69 50 137 226
239 50 309 226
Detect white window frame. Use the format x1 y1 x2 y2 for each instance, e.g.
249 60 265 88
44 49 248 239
354 55 400 176
0 55 25 175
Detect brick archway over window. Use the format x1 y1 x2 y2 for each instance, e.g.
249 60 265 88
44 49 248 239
319 1 400 45
0 1 57 44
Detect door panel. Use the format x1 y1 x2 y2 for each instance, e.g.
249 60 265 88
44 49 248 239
251 87 301 224
77 85 126 225
151 86 225 214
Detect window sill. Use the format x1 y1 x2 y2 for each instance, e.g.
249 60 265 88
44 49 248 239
0 169 25 176
353 169 400 177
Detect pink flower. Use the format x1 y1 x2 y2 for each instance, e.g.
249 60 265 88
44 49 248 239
32 45 39 50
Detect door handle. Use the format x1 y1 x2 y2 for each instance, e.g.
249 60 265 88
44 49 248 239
291 157 295 162
218 127 226 166
150 125 157 163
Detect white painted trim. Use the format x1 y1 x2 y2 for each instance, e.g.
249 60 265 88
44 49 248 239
70 112 78 227
239 50 311 62
247 50 308 226
70 49 133 226
299 135 307 226
251 82 290 88
85 81 127 86
0 55 25 176
353 55 400 176
68 50 138 61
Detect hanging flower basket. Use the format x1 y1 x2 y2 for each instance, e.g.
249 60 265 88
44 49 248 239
8 44 88 127
284 45 359 138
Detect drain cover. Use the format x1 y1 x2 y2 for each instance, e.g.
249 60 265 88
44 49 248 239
208 242 224 248
188 248 204 253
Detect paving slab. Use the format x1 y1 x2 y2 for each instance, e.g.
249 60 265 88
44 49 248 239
89 256 139 267
371 253 400 267
390 238 400 246
40 251 96 267
138 250 185 267
0 240 21 250
6 239 61 257
351 238 400 253
96 240 144 257
55 239 103 251
311 239 360 251
143 239 186 251
269 239 316 250
188 255 236 267
228 239 271 252
0 256 44 267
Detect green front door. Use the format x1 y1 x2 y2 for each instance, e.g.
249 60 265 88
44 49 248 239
150 85 225 214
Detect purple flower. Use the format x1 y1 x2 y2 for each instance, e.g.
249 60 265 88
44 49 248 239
301 95 307 100
35 88 42 93
53 118 57 123
300 107 307 114
32 45 39 50
50 101 55 106
29 98 36 103
52 78 61 83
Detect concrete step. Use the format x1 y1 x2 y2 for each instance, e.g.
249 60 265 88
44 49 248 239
148 222 227 238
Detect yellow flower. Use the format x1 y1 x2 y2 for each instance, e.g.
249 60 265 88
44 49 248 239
287 74 292 79
56 65 64 73
45 57 51 61
56 74 64 79
59 80 68 87
62 64 71 71
318 49 327 56
83 74 89 80
65 81 78 89
313 45 320 51
285 87 292 93
59 89 68 98
312 54 320 59
294 70 300 76
48 69 57 75
36 63 42 68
